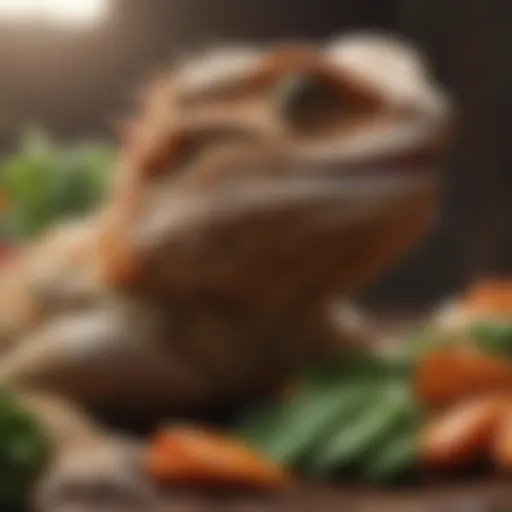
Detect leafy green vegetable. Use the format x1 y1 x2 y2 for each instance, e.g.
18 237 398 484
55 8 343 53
399 326 462 361
309 384 414 476
0 388 49 509
300 353 409 387
470 320 512 356
0 129 114 241
361 428 417 484
239 382 374 468
234 355 421 484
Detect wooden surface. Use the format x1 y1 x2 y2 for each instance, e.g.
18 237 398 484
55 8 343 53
156 480 512 511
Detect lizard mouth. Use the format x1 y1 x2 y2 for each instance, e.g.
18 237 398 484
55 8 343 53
309 145 438 182
278 145 440 204
292 116 449 188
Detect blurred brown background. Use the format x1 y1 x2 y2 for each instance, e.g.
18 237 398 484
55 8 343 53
0 0 509 309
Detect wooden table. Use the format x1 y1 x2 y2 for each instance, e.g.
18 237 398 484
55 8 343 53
157 480 512 511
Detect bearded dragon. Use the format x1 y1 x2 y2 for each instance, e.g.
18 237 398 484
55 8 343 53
0 33 450 511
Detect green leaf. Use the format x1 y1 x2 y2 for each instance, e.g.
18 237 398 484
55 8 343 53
0 388 49 508
301 354 409 388
470 320 512 356
308 384 413 475
236 380 367 465
361 428 418 484
397 325 465 366
232 401 288 448
232 352 422 485
0 130 113 241
276 384 372 466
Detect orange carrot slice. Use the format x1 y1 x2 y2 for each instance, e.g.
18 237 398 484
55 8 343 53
145 426 293 490
414 350 512 407
418 395 507 468
492 402 512 470
463 279 512 315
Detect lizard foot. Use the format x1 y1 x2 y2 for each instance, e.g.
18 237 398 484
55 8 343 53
35 437 160 512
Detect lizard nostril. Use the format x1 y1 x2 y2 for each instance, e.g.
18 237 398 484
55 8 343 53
275 72 343 131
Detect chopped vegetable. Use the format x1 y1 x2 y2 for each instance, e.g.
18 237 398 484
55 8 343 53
492 404 512 470
471 320 512 356
0 129 113 241
418 395 507 468
236 381 375 468
0 388 49 509
145 426 292 490
463 279 512 316
414 350 512 407
310 385 415 476
234 356 421 484
401 326 464 360
361 428 417 483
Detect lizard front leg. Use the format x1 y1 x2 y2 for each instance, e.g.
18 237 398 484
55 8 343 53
0 314 160 512
20 391 157 512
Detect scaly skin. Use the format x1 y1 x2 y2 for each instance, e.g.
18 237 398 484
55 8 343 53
0 33 450 510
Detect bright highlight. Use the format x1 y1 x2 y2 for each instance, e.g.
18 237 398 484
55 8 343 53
0 0 109 26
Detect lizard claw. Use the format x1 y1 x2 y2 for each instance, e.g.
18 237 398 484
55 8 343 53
34 438 161 512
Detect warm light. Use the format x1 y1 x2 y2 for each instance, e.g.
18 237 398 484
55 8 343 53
0 0 109 26
0 0 42 19
46 0 108 26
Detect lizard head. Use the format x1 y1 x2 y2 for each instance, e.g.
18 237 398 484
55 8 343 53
106 33 451 305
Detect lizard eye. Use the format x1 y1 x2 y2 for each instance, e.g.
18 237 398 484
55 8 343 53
275 72 343 131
